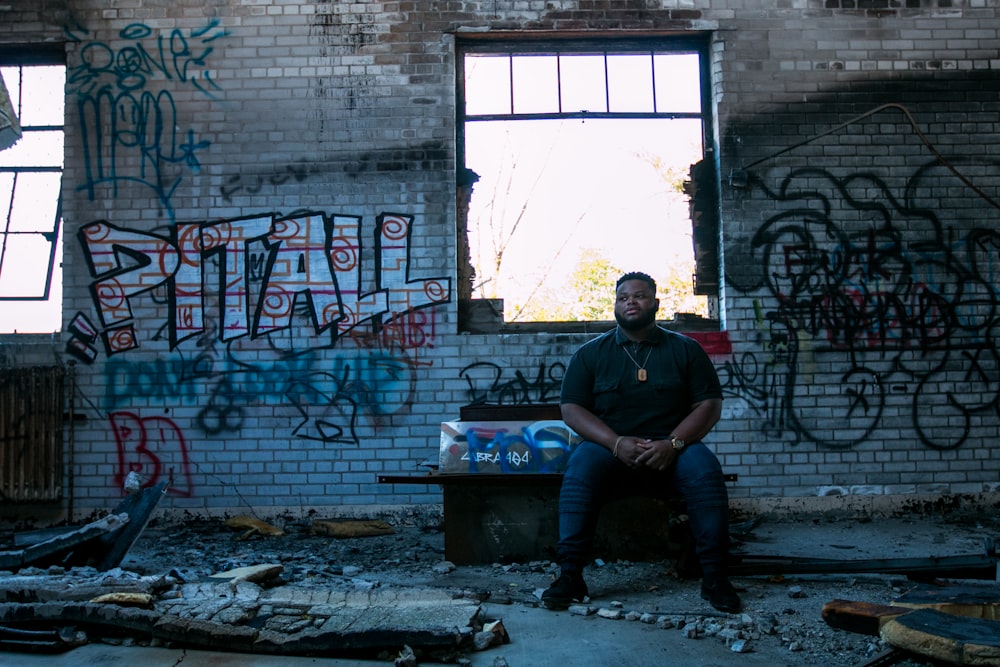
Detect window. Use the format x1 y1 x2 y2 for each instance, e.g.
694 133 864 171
457 36 718 330
0 52 65 334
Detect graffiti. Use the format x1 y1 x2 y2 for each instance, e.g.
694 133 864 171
65 312 100 363
67 20 226 218
220 162 314 202
103 334 423 445
345 309 438 354
440 420 581 474
459 361 565 405
729 166 1000 449
110 410 194 497
87 205 448 447
78 210 451 356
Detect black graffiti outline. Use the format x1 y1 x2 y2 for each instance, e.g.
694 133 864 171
459 361 565 406
731 163 1000 449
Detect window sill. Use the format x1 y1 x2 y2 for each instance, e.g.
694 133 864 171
459 300 720 334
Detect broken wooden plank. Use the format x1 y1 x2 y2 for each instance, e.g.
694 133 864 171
892 583 1000 621
0 547 22 571
0 624 87 654
823 583 1000 637
821 599 911 636
2 482 166 573
94 481 168 571
0 514 129 572
880 608 1000 666
12 526 78 549
730 543 999 580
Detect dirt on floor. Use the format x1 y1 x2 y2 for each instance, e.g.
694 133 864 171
95 508 1000 666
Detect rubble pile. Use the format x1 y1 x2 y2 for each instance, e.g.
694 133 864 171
2 511 997 665
121 518 928 665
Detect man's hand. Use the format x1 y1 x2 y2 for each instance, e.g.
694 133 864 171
633 438 679 471
613 437 678 471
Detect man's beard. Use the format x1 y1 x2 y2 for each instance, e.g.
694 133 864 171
615 308 656 331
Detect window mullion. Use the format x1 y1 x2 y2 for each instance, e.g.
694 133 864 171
556 53 563 114
603 52 610 113
650 51 657 113
507 53 514 115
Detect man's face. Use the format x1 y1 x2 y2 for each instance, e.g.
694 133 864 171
614 279 659 331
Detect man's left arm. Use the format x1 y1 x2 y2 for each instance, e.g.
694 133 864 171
671 397 722 444
634 397 721 470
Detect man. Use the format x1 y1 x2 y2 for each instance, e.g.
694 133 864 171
541 271 740 613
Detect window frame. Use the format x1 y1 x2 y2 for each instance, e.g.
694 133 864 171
455 33 720 334
0 44 66 335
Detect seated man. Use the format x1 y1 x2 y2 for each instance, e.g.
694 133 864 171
541 271 740 614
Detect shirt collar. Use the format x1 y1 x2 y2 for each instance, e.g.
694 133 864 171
614 325 667 346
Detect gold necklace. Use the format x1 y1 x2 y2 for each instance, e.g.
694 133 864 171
622 342 653 382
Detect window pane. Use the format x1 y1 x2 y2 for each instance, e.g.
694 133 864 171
0 172 11 222
0 129 63 167
460 43 710 324
559 54 607 113
466 118 705 321
607 54 654 113
0 61 64 334
0 233 61 333
18 65 64 126
9 172 60 232
464 54 512 115
511 54 559 114
0 233 53 297
653 53 701 113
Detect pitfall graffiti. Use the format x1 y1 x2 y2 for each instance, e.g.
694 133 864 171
70 208 450 494
76 211 449 355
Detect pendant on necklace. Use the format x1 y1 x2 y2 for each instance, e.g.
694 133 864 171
637 368 647 382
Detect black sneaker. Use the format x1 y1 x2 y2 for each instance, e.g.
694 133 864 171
701 577 742 613
541 571 589 610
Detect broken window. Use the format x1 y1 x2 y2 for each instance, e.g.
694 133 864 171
0 50 65 334
456 36 719 332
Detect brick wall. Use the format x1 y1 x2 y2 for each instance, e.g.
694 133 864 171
1 0 998 520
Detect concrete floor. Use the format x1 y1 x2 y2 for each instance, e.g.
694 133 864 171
0 620 795 667
2 513 998 667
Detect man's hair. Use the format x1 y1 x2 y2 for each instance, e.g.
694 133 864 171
616 271 656 293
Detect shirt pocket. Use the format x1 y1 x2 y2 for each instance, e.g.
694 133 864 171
594 378 621 395
592 378 621 412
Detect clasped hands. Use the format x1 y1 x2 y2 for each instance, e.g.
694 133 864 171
613 435 678 471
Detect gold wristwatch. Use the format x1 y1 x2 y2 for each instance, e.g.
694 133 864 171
670 437 686 451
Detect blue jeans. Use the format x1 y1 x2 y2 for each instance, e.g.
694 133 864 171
556 440 730 579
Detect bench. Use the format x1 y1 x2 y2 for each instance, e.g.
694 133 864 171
379 404 736 566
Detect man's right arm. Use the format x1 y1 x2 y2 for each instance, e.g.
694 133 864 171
560 339 631 459
560 402 618 450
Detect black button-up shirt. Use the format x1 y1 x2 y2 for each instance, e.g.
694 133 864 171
560 326 722 438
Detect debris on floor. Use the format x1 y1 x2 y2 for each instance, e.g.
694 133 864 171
225 515 285 539
730 537 998 581
0 563 490 660
0 481 167 573
823 582 1000 666
2 504 998 665
311 519 396 538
